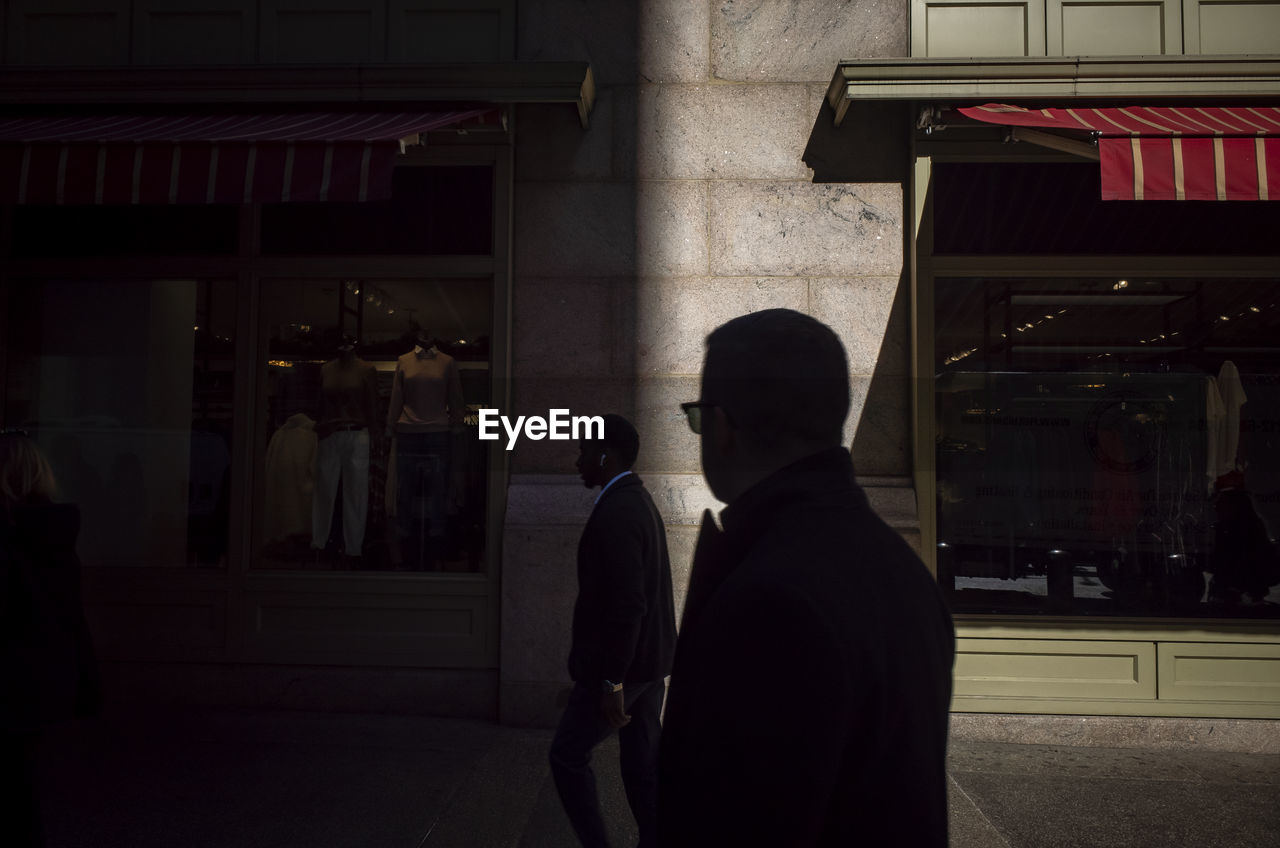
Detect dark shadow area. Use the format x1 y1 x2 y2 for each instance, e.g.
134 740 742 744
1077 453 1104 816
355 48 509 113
850 272 914 479
803 98 912 184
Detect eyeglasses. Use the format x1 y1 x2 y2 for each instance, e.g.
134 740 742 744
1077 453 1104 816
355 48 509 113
680 401 721 435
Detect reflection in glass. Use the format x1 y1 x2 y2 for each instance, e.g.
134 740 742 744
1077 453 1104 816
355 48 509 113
935 277 1280 619
3 278 236 567
259 278 490 573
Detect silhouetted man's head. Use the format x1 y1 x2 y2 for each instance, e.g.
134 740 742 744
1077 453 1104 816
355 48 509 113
576 413 640 489
697 309 849 502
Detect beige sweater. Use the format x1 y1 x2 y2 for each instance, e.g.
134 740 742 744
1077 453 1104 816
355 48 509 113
387 346 465 434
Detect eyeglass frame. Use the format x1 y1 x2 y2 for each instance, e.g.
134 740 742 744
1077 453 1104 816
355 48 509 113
680 401 733 435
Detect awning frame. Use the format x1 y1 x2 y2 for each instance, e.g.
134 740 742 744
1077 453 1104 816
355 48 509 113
827 56 1280 127
0 62 596 128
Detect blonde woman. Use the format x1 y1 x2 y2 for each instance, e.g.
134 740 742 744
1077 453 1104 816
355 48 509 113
1 429 101 847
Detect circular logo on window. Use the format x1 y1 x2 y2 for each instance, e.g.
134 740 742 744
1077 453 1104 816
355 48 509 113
1083 393 1160 474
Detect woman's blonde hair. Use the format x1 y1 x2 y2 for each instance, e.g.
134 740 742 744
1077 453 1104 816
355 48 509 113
0 432 58 512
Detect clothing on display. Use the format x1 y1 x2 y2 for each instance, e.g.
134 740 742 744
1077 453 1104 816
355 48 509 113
394 431 451 564
264 412 317 543
386 344 466 567
318 355 379 438
313 428 370 553
1209 360 1248 490
312 355 378 553
386 345 465 434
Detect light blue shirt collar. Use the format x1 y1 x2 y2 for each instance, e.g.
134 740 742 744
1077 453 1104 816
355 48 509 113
594 470 633 505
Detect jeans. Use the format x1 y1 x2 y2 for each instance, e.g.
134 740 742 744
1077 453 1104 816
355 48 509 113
549 680 665 848
311 429 369 552
394 431 451 566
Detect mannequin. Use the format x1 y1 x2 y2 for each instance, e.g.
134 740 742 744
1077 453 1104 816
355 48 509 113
312 335 378 560
386 329 465 569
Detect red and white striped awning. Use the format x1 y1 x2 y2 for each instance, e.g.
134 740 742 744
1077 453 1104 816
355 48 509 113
959 104 1280 201
0 109 498 204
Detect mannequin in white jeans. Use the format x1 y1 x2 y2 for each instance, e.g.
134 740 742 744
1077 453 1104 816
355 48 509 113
312 339 378 557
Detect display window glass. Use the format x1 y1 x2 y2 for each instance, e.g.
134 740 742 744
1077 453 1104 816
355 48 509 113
935 274 1280 619
257 277 492 573
3 277 237 568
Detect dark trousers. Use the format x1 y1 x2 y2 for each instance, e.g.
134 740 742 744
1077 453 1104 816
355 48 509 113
394 431 450 568
549 680 665 848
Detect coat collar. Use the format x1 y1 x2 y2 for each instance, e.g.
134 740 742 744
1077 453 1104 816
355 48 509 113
680 447 862 635
594 472 642 506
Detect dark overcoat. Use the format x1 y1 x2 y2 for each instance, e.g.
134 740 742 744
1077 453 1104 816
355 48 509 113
568 474 677 686
658 447 955 846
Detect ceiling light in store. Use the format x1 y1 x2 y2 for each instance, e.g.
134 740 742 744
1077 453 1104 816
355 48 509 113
1013 294 1182 306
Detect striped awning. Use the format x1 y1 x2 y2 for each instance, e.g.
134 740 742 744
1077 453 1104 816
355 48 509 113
0 109 497 205
959 104 1280 201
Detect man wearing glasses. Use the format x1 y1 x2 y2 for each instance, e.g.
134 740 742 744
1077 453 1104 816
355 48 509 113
550 414 676 848
659 310 955 846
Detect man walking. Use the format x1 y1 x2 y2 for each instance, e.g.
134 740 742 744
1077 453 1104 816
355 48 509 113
659 310 955 846
551 414 676 848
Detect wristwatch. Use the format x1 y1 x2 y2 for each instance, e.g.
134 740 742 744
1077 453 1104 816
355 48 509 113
602 679 624 694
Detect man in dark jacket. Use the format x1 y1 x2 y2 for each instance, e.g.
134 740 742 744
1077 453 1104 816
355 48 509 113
660 310 955 846
551 414 676 848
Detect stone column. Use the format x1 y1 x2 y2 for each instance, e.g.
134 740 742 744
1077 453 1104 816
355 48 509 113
503 0 913 726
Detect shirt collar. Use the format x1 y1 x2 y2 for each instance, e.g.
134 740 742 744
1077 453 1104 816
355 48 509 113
594 470 633 505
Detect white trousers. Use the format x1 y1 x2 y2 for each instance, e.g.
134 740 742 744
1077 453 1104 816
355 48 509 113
312 429 369 552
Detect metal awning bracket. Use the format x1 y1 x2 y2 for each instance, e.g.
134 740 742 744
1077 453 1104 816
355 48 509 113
1008 127 1100 161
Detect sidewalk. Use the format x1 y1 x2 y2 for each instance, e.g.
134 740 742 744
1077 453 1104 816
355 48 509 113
36 708 1280 847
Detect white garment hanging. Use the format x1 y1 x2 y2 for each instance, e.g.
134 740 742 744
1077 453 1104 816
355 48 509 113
265 413 317 542
1216 360 1247 480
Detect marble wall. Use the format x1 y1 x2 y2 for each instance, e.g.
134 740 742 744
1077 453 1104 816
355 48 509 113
503 0 913 725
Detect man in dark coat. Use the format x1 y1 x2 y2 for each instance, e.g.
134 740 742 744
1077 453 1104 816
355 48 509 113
659 310 955 846
550 414 677 848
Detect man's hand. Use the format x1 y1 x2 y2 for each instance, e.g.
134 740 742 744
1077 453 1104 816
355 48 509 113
600 688 630 728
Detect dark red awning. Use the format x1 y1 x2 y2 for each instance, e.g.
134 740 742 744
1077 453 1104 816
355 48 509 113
958 104 1280 201
0 109 498 204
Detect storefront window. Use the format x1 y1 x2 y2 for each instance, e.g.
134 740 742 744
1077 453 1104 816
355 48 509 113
257 277 491 572
935 275 1280 619
3 278 236 568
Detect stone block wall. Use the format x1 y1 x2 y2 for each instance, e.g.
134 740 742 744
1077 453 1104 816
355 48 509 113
503 0 913 726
